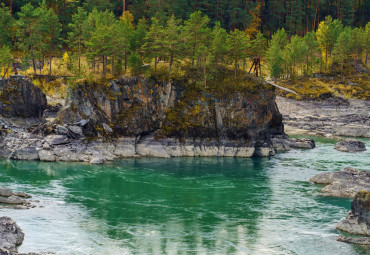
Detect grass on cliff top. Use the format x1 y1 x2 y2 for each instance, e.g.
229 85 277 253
276 64 370 100
68 61 272 98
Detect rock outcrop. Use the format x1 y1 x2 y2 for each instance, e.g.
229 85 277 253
337 191 370 245
0 188 33 209
0 76 316 162
55 76 285 159
271 137 315 151
0 217 24 253
276 96 370 138
334 139 367 152
0 76 47 118
310 167 370 198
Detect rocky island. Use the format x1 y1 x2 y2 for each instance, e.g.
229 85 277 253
0 75 314 164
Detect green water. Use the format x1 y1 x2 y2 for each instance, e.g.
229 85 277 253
0 137 369 255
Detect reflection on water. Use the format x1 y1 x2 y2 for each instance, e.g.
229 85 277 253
0 138 369 255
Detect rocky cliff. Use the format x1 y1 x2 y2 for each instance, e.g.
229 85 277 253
0 76 47 118
56 76 285 159
0 75 296 162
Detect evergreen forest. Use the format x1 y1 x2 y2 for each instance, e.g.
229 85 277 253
0 0 369 89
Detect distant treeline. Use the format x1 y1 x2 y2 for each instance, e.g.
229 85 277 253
2 0 369 34
0 1 369 82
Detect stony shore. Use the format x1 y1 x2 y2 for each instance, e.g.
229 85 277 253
276 96 370 138
0 118 315 164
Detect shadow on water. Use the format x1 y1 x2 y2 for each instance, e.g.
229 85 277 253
0 157 274 253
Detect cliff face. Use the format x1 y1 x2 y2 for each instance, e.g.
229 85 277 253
0 76 47 118
57 76 285 158
0 75 287 162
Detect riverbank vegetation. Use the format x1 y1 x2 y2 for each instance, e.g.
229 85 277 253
0 1 369 99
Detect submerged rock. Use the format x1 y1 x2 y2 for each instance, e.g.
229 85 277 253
310 167 370 198
89 157 104 164
334 139 366 152
271 137 315 151
337 236 370 245
337 191 370 244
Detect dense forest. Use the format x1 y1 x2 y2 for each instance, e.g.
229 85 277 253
0 0 369 86
3 0 369 33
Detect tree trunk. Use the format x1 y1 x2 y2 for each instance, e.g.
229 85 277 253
112 57 114 75
9 0 13 15
78 34 81 73
103 56 106 77
203 65 207 89
123 0 126 13
169 55 173 73
49 57 52 75
124 51 127 72
234 60 237 79
29 27 37 74
2 65 10 79
313 0 319 30
154 57 157 71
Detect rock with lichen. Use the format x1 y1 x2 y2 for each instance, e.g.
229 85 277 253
337 191 370 245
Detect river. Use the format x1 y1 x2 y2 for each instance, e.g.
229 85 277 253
0 137 369 255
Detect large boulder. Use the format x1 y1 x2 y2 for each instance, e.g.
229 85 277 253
337 191 370 245
310 167 370 198
334 139 366 152
0 217 24 253
0 76 47 118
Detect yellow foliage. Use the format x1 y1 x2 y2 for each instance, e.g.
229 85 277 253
245 4 261 38
120 11 135 28
62 52 70 66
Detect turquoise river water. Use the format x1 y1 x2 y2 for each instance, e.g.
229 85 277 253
0 137 369 255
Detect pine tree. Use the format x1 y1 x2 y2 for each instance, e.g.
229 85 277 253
227 29 251 78
195 44 211 89
142 18 165 71
68 7 88 73
0 4 14 47
183 11 210 66
39 2 62 74
251 31 267 58
0 45 12 78
86 10 116 76
266 30 285 79
364 22 370 65
316 16 343 68
302 31 319 75
271 28 288 49
210 21 228 67
130 18 148 61
16 3 42 73
333 27 352 77
338 0 355 26
283 35 305 77
162 15 183 71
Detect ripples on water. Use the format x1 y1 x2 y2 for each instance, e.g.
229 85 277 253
0 137 369 255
